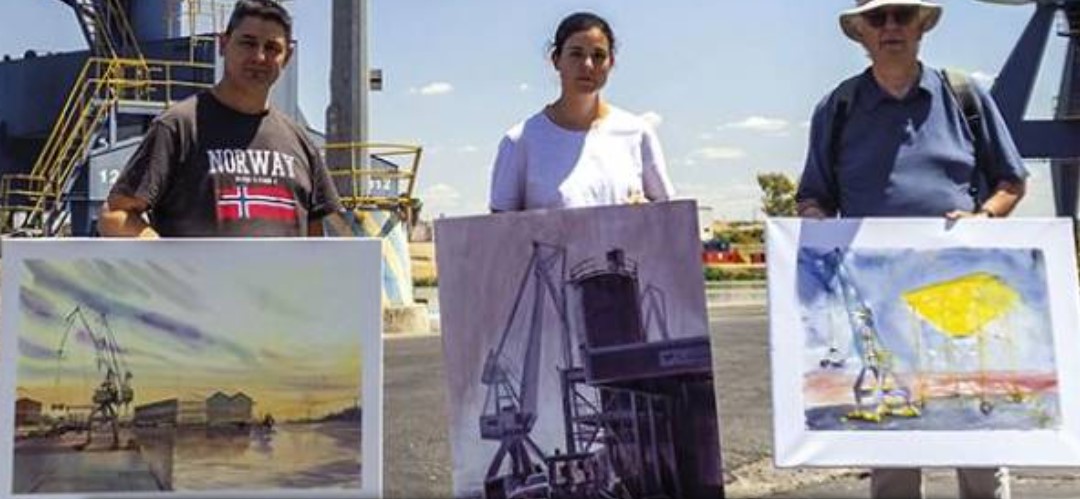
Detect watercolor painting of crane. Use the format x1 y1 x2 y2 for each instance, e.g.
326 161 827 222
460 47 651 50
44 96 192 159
768 218 1080 467
0 239 383 498
797 246 1058 432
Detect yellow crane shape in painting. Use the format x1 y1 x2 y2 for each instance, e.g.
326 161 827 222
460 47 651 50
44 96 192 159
818 249 921 423
902 272 1021 415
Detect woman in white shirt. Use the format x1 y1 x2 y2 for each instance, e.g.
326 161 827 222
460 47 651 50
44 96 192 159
489 12 675 212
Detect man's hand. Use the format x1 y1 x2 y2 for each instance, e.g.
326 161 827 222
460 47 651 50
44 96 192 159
944 209 992 220
313 211 353 237
944 179 1025 221
98 194 159 238
797 199 834 219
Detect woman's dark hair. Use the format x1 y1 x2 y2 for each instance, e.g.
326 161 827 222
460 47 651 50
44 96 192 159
226 0 293 41
550 12 615 59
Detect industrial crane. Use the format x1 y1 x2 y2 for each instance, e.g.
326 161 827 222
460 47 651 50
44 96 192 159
56 305 134 450
902 271 1025 415
479 241 572 498
976 0 1080 219
817 249 920 423
477 242 704 499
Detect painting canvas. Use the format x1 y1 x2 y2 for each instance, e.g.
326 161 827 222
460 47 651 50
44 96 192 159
768 218 1080 467
0 239 383 498
435 200 723 499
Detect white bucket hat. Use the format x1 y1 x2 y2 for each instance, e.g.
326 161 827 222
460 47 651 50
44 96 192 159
839 0 942 42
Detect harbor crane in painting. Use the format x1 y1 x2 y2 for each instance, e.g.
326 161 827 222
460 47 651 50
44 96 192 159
902 272 1023 415
816 249 921 423
479 242 570 498
476 240 722 499
56 305 134 451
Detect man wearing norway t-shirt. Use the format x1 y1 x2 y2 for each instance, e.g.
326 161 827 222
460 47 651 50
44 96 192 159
99 0 342 238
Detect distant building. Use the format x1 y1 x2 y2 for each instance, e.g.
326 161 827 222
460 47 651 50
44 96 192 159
206 392 253 428
179 399 207 426
133 397 211 427
697 206 714 242
15 398 42 426
44 403 91 428
134 398 178 427
410 220 433 242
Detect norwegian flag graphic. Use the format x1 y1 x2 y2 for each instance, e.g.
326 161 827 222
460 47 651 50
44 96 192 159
216 183 298 222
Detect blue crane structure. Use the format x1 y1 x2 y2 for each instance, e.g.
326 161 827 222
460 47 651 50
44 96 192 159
0 1 306 236
985 0 1080 218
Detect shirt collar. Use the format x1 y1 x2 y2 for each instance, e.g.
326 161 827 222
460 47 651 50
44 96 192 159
857 62 937 110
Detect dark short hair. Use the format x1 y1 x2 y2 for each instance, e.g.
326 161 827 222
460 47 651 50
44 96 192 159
550 12 616 59
225 0 293 41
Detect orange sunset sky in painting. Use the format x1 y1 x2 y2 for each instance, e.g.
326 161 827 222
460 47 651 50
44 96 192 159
16 256 365 422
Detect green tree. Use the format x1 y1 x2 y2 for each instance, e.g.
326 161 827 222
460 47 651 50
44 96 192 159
756 173 797 217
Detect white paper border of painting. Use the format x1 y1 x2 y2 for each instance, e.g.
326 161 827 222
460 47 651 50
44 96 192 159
767 218 1080 467
0 239 384 498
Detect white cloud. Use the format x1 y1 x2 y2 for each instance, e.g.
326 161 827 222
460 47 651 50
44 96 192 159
457 145 479 154
970 71 996 87
720 116 790 133
692 146 747 160
423 183 461 202
639 111 663 129
418 183 470 218
418 82 453 96
680 181 759 199
673 182 716 198
675 181 763 220
518 83 530 92
698 132 714 141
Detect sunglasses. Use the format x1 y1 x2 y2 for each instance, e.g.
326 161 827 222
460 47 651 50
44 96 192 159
861 7 919 28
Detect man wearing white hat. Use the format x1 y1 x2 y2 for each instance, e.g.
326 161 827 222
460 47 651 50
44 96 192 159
795 0 1026 498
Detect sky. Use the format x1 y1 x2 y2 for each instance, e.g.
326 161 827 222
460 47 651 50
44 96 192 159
0 0 1070 221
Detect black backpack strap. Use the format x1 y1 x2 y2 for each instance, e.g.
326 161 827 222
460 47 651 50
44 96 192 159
940 68 987 206
825 75 861 214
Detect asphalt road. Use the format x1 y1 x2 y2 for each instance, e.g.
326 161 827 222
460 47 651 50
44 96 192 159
382 301 1080 498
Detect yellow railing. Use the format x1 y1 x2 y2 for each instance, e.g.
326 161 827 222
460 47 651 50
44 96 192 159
0 58 122 233
73 0 145 62
104 57 216 104
0 57 214 234
103 0 145 61
97 0 150 98
0 1 221 234
324 142 423 219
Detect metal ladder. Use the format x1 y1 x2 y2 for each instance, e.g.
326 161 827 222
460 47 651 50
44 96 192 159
0 0 147 235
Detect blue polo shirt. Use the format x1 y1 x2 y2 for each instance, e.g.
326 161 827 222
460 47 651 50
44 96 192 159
796 64 1027 217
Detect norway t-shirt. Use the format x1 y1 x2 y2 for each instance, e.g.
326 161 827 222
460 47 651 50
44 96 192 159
111 92 341 237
